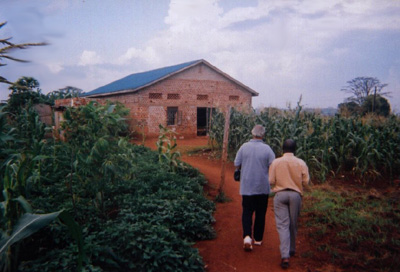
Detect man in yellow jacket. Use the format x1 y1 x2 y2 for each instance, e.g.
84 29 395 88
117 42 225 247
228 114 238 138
269 139 310 269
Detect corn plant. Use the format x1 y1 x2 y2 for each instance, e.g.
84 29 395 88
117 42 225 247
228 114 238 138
156 124 183 172
60 101 134 217
0 104 85 272
209 103 400 183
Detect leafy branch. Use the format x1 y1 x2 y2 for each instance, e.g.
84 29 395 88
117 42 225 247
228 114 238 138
0 21 47 85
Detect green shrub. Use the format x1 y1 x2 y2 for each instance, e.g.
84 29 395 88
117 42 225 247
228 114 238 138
1 100 215 271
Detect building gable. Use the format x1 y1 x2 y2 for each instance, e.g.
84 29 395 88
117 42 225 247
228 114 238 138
84 59 258 98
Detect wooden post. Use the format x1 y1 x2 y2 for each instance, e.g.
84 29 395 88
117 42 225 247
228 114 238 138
218 106 231 194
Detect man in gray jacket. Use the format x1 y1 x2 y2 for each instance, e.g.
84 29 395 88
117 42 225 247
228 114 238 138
234 125 275 251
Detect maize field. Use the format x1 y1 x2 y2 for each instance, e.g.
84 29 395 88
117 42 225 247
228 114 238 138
209 106 400 183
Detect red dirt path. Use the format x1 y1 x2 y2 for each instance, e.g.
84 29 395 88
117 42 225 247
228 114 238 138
142 137 309 272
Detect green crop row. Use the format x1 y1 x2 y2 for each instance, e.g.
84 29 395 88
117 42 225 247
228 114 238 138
209 105 400 183
1 102 215 271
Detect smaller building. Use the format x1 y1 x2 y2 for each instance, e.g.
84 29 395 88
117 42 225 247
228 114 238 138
56 59 258 138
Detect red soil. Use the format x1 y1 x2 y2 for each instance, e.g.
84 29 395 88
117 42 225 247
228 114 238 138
142 137 311 272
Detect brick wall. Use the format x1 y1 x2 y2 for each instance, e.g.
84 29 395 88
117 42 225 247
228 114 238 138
57 63 255 138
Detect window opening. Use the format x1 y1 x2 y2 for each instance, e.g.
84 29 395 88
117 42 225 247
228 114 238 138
197 94 208 101
167 107 179 125
149 93 162 99
229 95 239 101
167 93 180 100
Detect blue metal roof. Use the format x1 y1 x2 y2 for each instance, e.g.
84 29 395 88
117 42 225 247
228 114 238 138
84 59 202 97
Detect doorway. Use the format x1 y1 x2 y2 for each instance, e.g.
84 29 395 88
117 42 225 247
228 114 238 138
197 107 214 136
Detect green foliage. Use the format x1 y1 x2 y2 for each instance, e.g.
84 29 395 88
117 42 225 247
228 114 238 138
0 210 84 272
339 95 391 117
209 104 400 183
338 101 360 116
62 101 129 146
46 86 83 105
362 95 391 117
0 22 47 85
156 124 184 172
341 76 388 106
0 106 16 165
1 98 215 271
6 77 48 114
302 186 400 271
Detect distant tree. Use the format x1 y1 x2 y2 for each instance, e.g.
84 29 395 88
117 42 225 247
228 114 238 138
341 77 389 106
0 21 47 85
46 86 83 104
338 101 361 116
361 95 391 117
7 77 47 114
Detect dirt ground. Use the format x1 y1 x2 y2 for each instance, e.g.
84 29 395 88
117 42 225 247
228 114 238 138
142 137 318 272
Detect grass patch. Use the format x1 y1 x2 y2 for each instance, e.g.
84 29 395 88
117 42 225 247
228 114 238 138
301 184 400 271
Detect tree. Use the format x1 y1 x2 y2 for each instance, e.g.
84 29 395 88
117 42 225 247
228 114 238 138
338 101 361 116
361 95 391 117
341 77 389 106
6 77 46 114
46 86 83 104
0 21 47 85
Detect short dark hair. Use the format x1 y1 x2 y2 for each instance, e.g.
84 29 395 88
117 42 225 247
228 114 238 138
283 139 296 153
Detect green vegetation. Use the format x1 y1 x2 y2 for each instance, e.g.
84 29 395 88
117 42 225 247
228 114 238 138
340 76 390 117
209 103 400 183
1 97 215 271
209 102 400 271
156 124 183 173
301 185 400 271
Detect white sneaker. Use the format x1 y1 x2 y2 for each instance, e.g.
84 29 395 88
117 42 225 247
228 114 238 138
243 236 253 251
254 240 262 246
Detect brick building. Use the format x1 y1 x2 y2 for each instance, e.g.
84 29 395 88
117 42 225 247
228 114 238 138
56 59 258 138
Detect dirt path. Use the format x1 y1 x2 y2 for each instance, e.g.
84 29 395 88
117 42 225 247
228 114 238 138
142 137 308 272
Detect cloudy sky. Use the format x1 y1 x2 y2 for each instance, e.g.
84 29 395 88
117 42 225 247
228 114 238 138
1 0 400 112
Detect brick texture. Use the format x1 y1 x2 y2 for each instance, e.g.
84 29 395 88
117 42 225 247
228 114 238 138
55 63 255 138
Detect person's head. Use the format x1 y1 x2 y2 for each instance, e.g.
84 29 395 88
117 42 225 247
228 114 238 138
282 139 296 154
251 125 265 139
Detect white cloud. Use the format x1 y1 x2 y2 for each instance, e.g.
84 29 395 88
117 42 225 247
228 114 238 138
165 0 222 31
105 0 398 110
17 0 395 111
78 50 103 66
47 63 63 74
117 47 160 66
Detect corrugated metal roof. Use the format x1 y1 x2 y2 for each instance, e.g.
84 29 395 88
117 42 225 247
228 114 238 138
84 60 201 97
84 59 258 97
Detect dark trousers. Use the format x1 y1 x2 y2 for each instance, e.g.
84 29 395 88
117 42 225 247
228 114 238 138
242 194 269 241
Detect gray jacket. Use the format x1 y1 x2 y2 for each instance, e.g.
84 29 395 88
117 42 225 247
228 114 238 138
234 139 275 195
